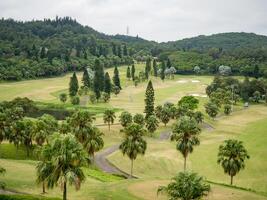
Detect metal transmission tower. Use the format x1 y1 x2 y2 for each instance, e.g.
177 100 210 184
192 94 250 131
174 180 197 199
126 26 129 35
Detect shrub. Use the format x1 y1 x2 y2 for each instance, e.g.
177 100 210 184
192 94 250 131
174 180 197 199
71 96 80 105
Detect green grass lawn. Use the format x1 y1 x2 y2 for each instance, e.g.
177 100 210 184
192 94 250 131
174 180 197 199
1 65 267 199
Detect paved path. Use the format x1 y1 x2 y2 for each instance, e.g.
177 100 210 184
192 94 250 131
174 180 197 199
94 144 133 178
94 122 213 178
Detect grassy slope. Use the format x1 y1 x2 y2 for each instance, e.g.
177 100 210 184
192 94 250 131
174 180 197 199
108 105 267 194
0 65 266 199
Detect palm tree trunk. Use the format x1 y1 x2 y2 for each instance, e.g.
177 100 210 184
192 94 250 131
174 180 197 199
130 159 133 178
42 182 46 193
108 123 111 131
63 181 67 200
184 156 187 171
230 175 233 185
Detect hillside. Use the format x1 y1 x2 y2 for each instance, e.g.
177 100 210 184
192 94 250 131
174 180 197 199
0 17 267 81
163 32 267 51
0 17 156 81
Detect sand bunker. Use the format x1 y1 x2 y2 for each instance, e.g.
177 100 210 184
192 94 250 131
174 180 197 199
190 93 207 98
176 80 188 83
191 80 200 83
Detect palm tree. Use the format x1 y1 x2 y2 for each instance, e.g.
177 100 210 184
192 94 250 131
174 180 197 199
171 116 201 171
217 139 250 185
119 123 147 178
158 171 210 200
83 125 104 162
68 110 96 143
34 114 58 146
103 109 116 131
36 133 86 200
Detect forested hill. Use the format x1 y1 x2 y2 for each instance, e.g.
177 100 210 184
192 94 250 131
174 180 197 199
0 17 267 81
162 32 267 51
0 17 156 80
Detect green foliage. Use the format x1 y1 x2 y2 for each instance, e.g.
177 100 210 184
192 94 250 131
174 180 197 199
113 66 121 89
89 93 97 104
131 64 135 80
102 92 110 103
69 72 79 97
70 96 80 105
126 66 131 79
171 116 201 171
119 123 147 177
145 115 159 134
160 61 166 81
36 133 86 200
159 106 171 126
104 72 112 95
119 111 132 127
93 59 104 100
103 109 116 131
144 80 155 119
224 104 232 115
133 113 145 127
205 101 219 119
59 93 67 103
178 96 199 111
217 139 250 185
82 68 91 88
158 172 210 200
113 86 120 96
153 59 158 77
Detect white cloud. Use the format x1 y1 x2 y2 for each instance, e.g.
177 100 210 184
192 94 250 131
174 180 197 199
0 0 266 42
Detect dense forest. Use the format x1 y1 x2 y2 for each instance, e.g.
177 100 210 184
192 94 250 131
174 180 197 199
0 17 267 81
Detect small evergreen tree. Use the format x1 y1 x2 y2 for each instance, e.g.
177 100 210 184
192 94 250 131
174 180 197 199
104 72 112 95
144 80 155 119
160 61 166 81
69 72 79 96
153 59 158 77
82 68 91 88
127 66 131 80
113 66 121 89
131 64 135 80
145 58 151 79
40 47 46 59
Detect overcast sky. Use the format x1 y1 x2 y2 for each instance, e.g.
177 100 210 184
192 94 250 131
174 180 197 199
0 0 267 42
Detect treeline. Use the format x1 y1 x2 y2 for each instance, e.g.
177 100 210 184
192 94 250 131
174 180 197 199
0 17 155 81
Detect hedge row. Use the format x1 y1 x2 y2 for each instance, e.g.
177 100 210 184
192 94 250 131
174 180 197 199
0 194 60 200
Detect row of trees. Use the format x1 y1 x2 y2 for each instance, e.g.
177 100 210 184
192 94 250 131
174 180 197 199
204 76 267 119
66 59 122 104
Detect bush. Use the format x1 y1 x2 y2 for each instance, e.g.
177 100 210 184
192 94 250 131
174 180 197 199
71 96 80 105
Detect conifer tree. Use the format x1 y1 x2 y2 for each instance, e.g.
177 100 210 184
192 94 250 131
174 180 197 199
131 64 135 80
127 66 131 80
113 66 121 89
153 59 157 77
40 47 46 59
82 68 91 88
160 61 166 81
123 45 128 56
69 72 79 96
145 58 151 79
167 58 172 68
93 59 104 100
117 46 122 58
144 80 155 119
104 72 112 95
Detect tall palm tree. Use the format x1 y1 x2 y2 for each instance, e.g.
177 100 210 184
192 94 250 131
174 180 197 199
171 116 200 171
217 139 250 185
34 114 58 146
68 110 96 143
83 125 104 162
36 133 86 200
103 109 116 131
119 123 147 178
